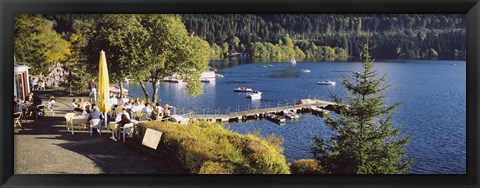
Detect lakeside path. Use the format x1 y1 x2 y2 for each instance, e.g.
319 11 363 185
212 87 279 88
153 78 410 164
14 89 179 174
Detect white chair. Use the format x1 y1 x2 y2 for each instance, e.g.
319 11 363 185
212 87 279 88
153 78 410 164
64 113 75 131
89 119 103 136
120 123 134 143
14 112 22 128
46 104 55 116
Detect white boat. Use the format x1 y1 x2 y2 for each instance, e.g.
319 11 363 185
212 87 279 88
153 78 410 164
267 64 274 67
290 58 296 64
109 86 128 95
302 69 311 73
318 80 336 86
234 87 253 92
283 110 300 119
261 65 269 68
246 91 262 100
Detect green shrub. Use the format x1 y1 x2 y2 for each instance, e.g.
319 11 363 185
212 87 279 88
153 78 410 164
290 159 323 174
139 121 290 174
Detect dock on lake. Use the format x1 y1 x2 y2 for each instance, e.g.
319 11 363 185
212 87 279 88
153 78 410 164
188 99 337 123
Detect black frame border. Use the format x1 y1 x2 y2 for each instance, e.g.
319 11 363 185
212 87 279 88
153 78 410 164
1 0 479 187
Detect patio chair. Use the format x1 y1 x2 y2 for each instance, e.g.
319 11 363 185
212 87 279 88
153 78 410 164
120 123 135 143
89 119 103 136
135 111 143 121
36 105 46 120
64 113 75 131
46 104 55 116
14 112 22 128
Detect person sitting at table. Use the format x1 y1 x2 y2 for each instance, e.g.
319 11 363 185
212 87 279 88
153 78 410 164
79 98 90 109
124 99 134 109
71 98 78 111
142 102 153 120
25 93 34 104
107 93 118 109
131 100 143 118
150 103 163 120
120 94 129 105
163 104 171 117
28 96 43 119
110 113 132 141
115 108 131 122
87 106 104 134
85 105 91 114
46 95 55 110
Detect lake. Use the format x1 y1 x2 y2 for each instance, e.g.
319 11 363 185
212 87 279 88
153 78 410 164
127 59 466 174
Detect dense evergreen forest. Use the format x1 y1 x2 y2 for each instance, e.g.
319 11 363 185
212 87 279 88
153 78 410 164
45 14 466 60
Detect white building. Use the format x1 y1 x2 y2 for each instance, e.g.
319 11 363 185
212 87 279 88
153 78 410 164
14 64 30 101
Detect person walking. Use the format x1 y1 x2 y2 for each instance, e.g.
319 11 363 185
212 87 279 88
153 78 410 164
88 79 98 102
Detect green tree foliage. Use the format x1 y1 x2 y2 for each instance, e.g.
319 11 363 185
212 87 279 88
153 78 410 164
86 14 150 95
138 14 211 103
14 14 71 75
62 20 95 94
311 39 413 174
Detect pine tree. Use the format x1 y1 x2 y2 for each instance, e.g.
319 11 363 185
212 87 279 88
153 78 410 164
311 37 413 174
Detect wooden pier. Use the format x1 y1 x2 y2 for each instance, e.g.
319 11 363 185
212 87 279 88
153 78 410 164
188 99 337 123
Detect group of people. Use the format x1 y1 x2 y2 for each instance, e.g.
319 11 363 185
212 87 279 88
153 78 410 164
30 77 46 91
14 93 55 119
109 93 172 121
70 92 173 139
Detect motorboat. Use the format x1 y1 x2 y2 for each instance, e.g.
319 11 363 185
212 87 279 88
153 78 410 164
290 58 296 64
318 80 336 86
234 87 254 92
302 69 311 73
162 77 183 83
246 90 262 100
282 110 300 119
109 85 128 95
311 106 329 116
266 113 286 124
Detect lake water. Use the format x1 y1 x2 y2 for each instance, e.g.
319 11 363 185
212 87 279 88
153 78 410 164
127 59 466 174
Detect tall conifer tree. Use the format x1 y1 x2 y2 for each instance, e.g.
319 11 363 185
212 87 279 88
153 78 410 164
311 36 413 174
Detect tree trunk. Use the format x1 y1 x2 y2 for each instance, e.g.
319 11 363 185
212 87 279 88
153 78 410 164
138 79 151 103
151 79 160 103
119 81 124 98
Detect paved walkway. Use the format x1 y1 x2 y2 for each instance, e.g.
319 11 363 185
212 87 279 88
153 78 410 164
14 89 181 174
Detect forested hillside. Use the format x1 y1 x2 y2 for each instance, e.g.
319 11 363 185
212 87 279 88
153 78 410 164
182 14 465 60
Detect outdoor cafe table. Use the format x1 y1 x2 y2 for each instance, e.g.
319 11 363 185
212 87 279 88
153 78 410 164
71 116 88 135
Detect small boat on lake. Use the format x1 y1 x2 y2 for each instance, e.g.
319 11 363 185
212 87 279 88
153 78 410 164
267 64 274 67
261 65 269 68
246 90 262 100
234 87 254 92
290 58 296 64
311 106 329 116
162 77 183 83
318 80 336 86
266 113 286 124
302 69 311 73
282 110 300 120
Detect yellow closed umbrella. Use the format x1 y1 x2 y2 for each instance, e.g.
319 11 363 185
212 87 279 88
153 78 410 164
98 50 110 128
